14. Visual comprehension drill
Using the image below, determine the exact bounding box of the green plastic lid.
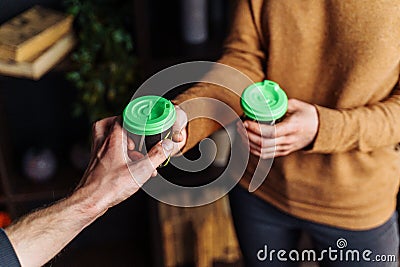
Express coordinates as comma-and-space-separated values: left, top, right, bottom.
123, 95, 176, 135
241, 80, 288, 122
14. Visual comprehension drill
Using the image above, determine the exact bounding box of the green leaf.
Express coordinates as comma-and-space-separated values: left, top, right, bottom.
65, 0, 138, 121
66, 71, 80, 82
112, 29, 125, 43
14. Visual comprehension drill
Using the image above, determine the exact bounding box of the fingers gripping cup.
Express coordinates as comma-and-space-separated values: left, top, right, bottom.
123, 95, 176, 167
241, 80, 288, 125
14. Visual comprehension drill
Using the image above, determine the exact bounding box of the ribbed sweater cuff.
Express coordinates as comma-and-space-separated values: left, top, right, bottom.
0, 228, 21, 267
307, 105, 345, 153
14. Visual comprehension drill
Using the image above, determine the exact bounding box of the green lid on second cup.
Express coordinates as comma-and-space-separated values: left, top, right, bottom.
123, 95, 176, 135
241, 80, 288, 122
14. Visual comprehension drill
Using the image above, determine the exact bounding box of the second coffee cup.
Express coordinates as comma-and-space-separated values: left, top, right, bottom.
240, 80, 288, 125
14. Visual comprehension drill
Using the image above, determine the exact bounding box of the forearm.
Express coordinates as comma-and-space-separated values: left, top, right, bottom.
310, 92, 400, 153
5, 185, 106, 267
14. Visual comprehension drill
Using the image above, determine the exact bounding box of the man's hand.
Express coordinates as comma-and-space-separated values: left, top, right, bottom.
78, 116, 174, 212
4, 116, 174, 267
238, 99, 319, 159
171, 105, 188, 155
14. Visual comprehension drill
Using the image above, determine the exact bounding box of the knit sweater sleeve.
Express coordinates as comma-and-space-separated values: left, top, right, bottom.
310, 83, 400, 153
0, 229, 21, 267
173, 0, 266, 153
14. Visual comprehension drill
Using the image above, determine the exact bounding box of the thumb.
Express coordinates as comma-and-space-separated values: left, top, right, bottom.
172, 106, 188, 142
128, 139, 174, 187
286, 99, 301, 113
146, 139, 174, 169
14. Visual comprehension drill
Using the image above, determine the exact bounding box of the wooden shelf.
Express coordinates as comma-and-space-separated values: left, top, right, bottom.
8, 165, 82, 203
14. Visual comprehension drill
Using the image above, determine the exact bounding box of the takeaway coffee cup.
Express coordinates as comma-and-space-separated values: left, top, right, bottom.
123, 95, 176, 166
240, 80, 288, 125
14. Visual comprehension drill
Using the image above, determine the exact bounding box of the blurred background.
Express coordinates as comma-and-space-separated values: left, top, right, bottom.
0, 0, 242, 266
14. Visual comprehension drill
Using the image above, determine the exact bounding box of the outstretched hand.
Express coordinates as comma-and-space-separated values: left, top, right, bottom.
4, 116, 174, 267
77, 116, 174, 212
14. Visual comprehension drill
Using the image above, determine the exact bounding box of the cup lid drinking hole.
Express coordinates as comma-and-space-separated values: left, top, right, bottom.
123, 95, 177, 135
240, 80, 288, 122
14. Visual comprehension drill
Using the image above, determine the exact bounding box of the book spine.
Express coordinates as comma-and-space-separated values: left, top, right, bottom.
16, 15, 73, 62
0, 46, 15, 62
0, 32, 76, 80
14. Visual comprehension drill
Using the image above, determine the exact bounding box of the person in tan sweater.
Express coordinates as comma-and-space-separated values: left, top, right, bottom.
173, 0, 400, 266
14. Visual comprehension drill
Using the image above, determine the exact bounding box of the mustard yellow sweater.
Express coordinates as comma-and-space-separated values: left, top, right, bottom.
174, 0, 400, 230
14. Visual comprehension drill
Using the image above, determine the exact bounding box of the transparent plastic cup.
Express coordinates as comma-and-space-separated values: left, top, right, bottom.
123, 95, 176, 167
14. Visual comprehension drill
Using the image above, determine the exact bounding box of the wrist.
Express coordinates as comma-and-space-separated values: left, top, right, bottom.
71, 182, 110, 221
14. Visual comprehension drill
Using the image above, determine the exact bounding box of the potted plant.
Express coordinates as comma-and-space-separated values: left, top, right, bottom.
64, 0, 138, 122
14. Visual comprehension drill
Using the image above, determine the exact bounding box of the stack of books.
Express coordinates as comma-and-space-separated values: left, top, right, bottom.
0, 6, 76, 80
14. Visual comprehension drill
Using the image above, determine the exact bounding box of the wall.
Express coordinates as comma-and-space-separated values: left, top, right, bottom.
0, 0, 64, 23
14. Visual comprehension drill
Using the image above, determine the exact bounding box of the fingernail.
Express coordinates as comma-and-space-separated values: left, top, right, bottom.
244, 122, 248, 128
162, 139, 174, 152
